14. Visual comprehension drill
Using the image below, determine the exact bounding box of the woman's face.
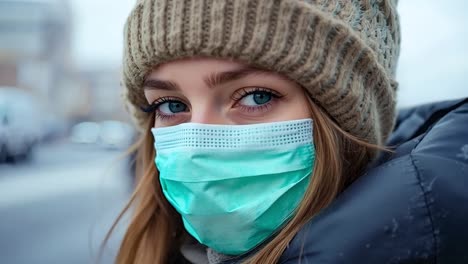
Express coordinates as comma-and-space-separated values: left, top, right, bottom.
143, 58, 311, 128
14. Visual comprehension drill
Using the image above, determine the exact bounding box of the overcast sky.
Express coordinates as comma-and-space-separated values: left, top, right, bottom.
70, 0, 468, 107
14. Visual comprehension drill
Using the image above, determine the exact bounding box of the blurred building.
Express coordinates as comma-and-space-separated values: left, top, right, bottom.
0, 0, 91, 122
79, 67, 129, 123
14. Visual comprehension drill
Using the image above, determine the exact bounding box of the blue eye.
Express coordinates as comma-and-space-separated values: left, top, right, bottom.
239, 91, 273, 106
140, 98, 189, 121
159, 101, 187, 114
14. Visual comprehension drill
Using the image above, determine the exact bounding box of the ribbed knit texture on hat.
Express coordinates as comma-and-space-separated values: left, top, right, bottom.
122, 0, 400, 146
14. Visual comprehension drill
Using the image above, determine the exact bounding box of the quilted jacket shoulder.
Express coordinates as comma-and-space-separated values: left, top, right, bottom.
280, 98, 468, 264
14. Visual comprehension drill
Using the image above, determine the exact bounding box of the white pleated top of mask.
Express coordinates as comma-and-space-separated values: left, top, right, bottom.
151, 118, 313, 151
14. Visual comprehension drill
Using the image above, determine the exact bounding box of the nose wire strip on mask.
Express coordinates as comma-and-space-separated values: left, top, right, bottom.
153, 118, 313, 151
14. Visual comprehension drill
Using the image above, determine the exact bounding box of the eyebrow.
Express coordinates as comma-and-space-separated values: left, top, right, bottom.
143, 66, 270, 91
143, 79, 179, 91
204, 66, 268, 89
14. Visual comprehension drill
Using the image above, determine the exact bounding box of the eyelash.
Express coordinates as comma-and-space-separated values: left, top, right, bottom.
231, 87, 283, 112
140, 87, 283, 120
230, 87, 282, 101
140, 97, 181, 121
140, 97, 176, 114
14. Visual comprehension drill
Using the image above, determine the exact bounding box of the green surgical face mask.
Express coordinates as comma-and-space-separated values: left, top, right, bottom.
152, 119, 315, 255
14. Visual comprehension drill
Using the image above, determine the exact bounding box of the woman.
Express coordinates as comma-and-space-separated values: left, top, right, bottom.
109, 0, 468, 263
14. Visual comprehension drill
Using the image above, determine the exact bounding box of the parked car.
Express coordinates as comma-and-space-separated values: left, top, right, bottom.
70, 120, 136, 150
98, 120, 135, 150
0, 87, 44, 162
70, 121, 101, 145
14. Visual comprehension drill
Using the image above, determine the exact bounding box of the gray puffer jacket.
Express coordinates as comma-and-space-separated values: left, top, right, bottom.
279, 98, 468, 264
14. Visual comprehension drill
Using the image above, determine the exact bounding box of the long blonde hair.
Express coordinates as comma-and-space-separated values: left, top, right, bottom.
105, 94, 380, 263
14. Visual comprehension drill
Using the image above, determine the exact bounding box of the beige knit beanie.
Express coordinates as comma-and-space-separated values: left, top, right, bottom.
122, 0, 400, 146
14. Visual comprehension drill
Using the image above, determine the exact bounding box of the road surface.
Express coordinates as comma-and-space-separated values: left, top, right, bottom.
0, 141, 133, 264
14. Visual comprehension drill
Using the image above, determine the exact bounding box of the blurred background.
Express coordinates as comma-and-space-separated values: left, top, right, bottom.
0, 0, 467, 264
